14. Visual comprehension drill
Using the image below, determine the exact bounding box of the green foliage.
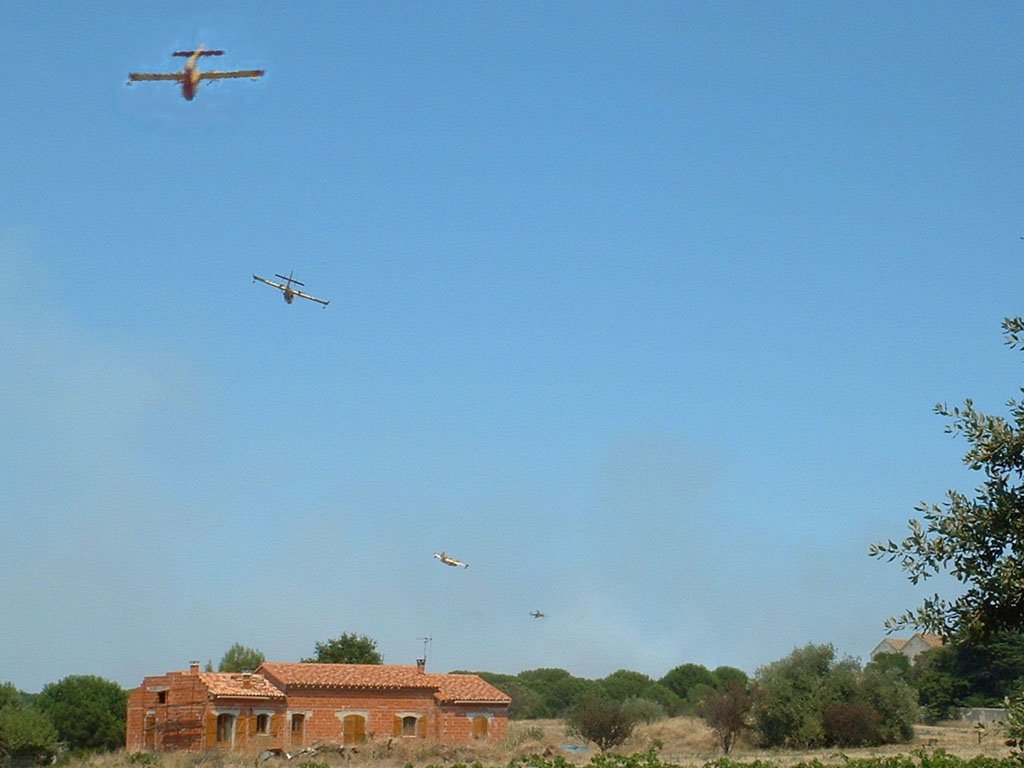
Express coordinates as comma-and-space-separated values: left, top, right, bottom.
659, 664, 715, 703
302, 632, 382, 664
870, 316, 1024, 642
866, 652, 912, 680
859, 665, 917, 743
0, 705, 59, 763
601, 671, 655, 703
296, 762, 328, 768
565, 694, 636, 752
712, 667, 750, 690
620, 696, 666, 724
1005, 693, 1024, 761
0, 681, 19, 711
34, 675, 127, 752
908, 632, 1024, 720
517, 669, 597, 719
127, 751, 160, 766
217, 642, 266, 672
751, 643, 915, 749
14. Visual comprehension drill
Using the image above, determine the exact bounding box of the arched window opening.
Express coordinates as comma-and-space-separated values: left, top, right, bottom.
216, 713, 236, 744
471, 716, 488, 739
255, 713, 271, 734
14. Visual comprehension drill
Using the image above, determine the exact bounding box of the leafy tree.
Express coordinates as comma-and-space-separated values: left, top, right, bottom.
700, 679, 751, 754
600, 670, 654, 703
35, 675, 126, 752
566, 694, 635, 751
218, 642, 266, 673
0, 706, 59, 763
870, 317, 1024, 642
637, 682, 682, 716
463, 672, 543, 719
752, 644, 915, 749
752, 644, 835, 748
516, 668, 596, 719
909, 645, 965, 722
303, 632, 382, 664
859, 665, 917, 743
620, 696, 666, 724
865, 652, 912, 681
712, 666, 750, 690
0, 680, 19, 710
660, 663, 715, 704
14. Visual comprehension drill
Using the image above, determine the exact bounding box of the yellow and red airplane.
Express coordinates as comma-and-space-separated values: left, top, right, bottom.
128, 47, 263, 101
433, 552, 469, 569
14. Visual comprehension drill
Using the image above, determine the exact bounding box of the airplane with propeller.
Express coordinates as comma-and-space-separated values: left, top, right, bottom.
128, 46, 264, 101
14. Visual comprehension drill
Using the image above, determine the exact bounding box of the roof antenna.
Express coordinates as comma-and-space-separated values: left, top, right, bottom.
418, 636, 432, 665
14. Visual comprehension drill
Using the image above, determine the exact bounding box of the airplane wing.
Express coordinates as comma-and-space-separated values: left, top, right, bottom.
128, 72, 185, 81
199, 69, 265, 81
253, 274, 286, 292
293, 289, 329, 307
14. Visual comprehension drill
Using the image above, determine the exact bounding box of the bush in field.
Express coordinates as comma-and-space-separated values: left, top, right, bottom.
620, 696, 666, 724
700, 680, 752, 754
752, 643, 915, 749
0, 705, 59, 764
822, 702, 883, 746
566, 694, 636, 751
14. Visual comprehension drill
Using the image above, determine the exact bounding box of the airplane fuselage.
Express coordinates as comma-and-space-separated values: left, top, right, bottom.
181, 68, 199, 100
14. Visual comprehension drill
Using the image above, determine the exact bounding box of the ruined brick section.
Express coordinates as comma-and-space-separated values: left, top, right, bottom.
126, 662, 509, 752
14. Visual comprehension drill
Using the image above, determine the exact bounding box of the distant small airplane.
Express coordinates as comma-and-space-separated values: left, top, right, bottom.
253, 272, 329, 307
530, 610, 545, 619
128, 46, 264, 101
433, 552, 469, 569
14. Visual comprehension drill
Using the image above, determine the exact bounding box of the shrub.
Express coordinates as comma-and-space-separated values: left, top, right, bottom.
822, 702, 883, 746
621, 697, 666, 724
566, 695, 635, 751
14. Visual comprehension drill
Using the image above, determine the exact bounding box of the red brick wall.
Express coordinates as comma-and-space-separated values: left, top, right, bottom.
281, 688, 439, 747
127, 670, 509, 752
126, 671, 211, 752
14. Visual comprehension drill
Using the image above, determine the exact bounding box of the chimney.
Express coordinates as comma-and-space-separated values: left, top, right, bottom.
242, 672, 252, 687
189, 660, 200, 675
416, 659, 426, 674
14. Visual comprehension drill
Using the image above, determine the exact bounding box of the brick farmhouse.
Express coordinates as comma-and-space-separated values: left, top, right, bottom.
126, 660, 511, 752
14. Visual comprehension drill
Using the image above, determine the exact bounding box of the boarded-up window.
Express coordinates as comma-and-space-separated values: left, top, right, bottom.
216, 714, 235, 744
255, 714, 270, 734
342, 714, 366, 745
471, 716, 488, 739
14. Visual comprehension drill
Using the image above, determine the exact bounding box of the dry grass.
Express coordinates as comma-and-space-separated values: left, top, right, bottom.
75, 718, 1015, 768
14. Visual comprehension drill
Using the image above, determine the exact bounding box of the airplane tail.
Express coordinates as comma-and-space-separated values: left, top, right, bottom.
275, 273, 304, 287
173, 49, 224, 57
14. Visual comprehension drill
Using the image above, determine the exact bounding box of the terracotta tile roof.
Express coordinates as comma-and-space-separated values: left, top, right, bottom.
881, 638, 908, 650
429, 674, 511, 704
257, 663, 510, 705
198, 672, 285, 699
915, 633, 944, 648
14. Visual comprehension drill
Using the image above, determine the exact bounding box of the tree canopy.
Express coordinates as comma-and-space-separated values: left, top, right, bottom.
34, 675, 126, 752
303, 632, 382, 664
871, 316, 1024, 642
218, 643, 266, 673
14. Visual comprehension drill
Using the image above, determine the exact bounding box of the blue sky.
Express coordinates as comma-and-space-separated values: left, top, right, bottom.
1, 1, 1022, 694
